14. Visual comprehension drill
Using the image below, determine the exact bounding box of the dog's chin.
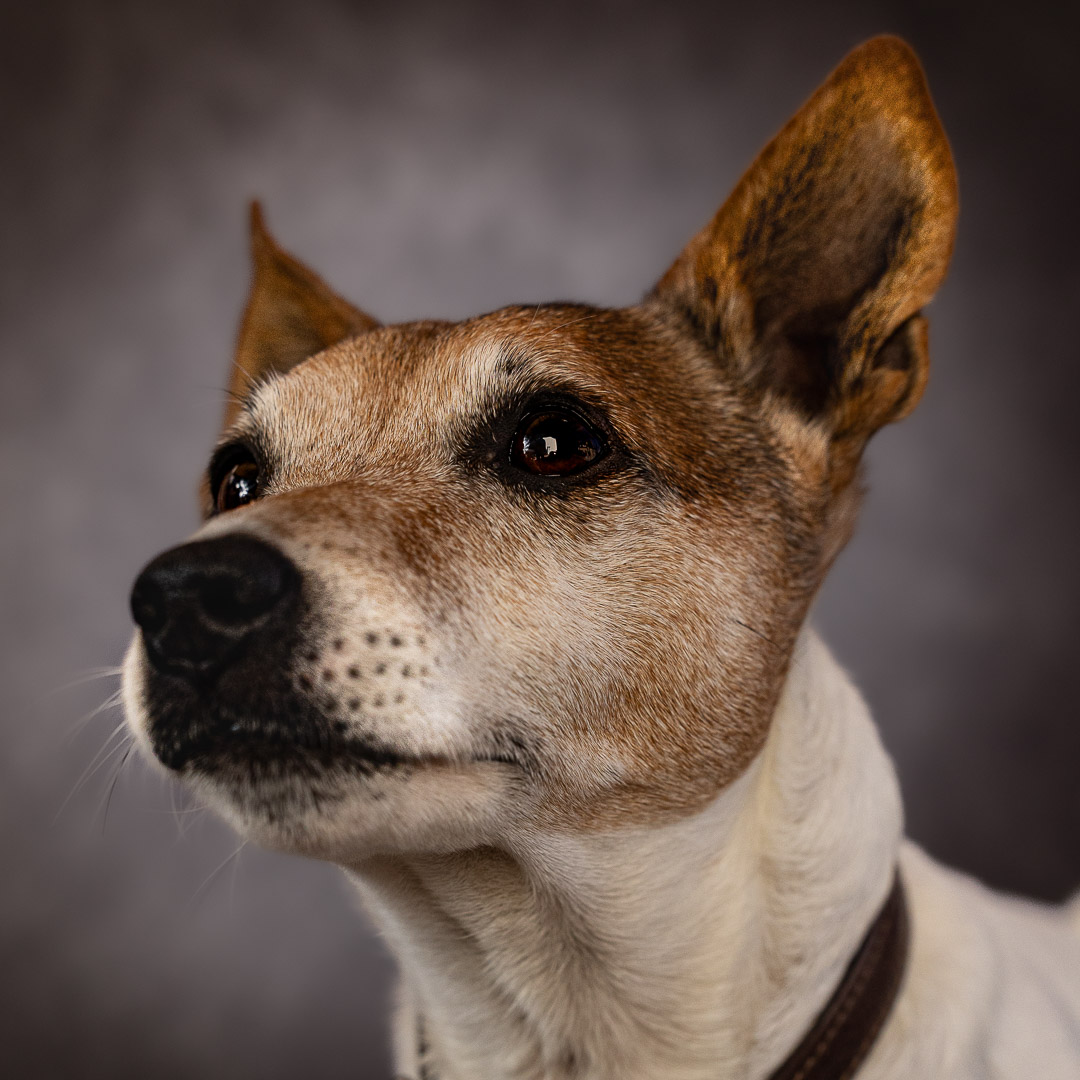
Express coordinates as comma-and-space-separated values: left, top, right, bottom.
186, 755, 521, 862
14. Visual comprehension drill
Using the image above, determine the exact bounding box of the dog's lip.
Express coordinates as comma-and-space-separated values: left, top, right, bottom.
155, 724, 426, 774
156, 724, 522, 775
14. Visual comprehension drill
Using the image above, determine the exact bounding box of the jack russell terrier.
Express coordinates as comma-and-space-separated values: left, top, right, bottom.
122, 35, 1080, 1080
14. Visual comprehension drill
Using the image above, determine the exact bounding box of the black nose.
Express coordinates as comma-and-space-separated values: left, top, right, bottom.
130, 535, 300, 683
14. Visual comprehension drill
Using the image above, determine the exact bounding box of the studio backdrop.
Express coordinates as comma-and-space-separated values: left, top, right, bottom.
1, 1, 1077, 1077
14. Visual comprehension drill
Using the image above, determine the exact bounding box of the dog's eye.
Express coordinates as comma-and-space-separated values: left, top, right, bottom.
212, 447, 260, 513
510, 409, 607, 477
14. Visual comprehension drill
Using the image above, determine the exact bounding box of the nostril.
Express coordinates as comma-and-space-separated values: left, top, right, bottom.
199, 563, 289, 625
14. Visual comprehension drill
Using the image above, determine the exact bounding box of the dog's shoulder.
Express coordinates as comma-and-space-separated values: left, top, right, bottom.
879, 843, 1080, 1078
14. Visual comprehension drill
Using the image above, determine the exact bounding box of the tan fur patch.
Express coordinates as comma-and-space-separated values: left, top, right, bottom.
129, 35, 957, 846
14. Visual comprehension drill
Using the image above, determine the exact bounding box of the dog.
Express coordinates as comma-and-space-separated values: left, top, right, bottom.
121, 35, 1080, 1079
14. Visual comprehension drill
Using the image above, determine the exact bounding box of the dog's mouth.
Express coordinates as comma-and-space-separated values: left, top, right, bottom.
146, 704, 529, 840
155, 719, 434, 777
144, 704, 454, 829
144, 693, 525, 787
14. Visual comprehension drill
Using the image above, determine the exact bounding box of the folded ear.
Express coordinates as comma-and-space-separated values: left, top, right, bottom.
227, 203, 378, 423
652, 36, 957, 486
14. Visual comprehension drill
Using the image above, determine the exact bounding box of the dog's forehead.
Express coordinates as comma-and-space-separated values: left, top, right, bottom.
246, 317, 499, 452
238, 304, 743, 488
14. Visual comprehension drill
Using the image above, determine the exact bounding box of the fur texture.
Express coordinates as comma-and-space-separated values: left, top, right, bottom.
121, 36, 1080, 1078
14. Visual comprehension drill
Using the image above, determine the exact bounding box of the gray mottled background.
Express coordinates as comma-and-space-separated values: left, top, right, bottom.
1, 0, 1078, 1077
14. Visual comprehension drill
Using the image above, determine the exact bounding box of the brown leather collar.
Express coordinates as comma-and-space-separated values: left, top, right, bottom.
405, 873, 909, 1080
767, 873, 909, 1080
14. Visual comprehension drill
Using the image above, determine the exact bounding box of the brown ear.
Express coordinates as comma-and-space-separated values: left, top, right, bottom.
652, 36, 957, 485
227, 203, 378, 424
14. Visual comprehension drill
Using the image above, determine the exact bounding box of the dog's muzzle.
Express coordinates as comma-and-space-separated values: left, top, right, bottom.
131, 534, 300, 685
128, 533, 435, 787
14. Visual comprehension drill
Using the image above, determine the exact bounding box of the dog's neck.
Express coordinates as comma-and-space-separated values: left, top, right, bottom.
350, 629, 903, 1080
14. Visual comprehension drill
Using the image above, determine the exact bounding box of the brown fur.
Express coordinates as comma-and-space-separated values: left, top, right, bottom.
229, 202, 379, 426
122, 42, 1080, 1080
135, 36, 957, 839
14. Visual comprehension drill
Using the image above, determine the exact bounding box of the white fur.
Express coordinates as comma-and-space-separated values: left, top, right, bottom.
350, 629, 1080, 1078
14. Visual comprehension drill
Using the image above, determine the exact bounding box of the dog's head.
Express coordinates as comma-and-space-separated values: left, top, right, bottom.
122, 37, 956, 862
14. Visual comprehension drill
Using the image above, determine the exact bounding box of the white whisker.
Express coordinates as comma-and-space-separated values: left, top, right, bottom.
65, 688, 125, 741
56, 721, 132, 821
51, 666, 124, 696
97, 743, 135, 834
531, 310, 602, 346
188, 841, 248, 910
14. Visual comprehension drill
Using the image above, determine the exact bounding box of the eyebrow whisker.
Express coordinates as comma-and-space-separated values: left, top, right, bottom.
530, 310, 603, 347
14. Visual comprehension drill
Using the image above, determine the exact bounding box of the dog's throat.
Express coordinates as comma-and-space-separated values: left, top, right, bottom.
407, 873, 908, 1080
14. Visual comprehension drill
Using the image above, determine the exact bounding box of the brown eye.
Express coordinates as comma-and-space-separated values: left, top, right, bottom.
510, 409, 606, 477
214, 451, 260, 513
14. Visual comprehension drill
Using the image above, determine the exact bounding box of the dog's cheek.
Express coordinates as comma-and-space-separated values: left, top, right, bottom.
444, 502, 793, 827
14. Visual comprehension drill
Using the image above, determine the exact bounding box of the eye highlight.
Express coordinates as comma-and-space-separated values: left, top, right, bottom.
210, 445, 261, 514
510, 408, 607, 477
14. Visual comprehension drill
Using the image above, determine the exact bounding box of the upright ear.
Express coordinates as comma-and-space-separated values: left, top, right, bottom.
652, 36, 957, 488
227, 203, 379, 424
